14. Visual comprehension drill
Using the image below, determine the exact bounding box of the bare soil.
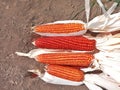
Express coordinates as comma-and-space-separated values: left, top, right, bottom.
0, 0, 119, 90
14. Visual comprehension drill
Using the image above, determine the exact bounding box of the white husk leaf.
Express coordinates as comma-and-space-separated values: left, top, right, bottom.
84, 81, 103, 90
85, 0, 90, 23
100, 73, 119, 84
88, 12, 120, 32
95, 51, 120, 71
53, 20, 85, 24
93, 51, 120, 83
81, 67, 99, 72
113, 33, 120, 38
84, 74, 120, 90
88, 0, 118, 32
95, 51, 120, 63
87, 33, 120, 52
34, 29, 87, 37
100, 63, 120, 72
15, 49, 59, 58
41, 72, 83, 86
107, 2, 118, 15
101, 65, 120, 83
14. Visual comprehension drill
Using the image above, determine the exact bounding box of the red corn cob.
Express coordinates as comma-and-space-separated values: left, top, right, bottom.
33, 36, 96, 51
46, 65, 84, 82
36, 53, 94, 67
33, 23, 85, 33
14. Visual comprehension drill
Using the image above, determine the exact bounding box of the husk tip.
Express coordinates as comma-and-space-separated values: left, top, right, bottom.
28, 69, 42, 77
31, 26, 36, 30
15, 52, 29, 57
32, 41, 35, 45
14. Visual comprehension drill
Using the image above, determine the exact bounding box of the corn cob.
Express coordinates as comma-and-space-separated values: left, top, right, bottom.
16, 49, 94, 67
33, 23, 85, 33
36, 53, 94, 67
33, 36, 96, 51
46, 65, 84, 82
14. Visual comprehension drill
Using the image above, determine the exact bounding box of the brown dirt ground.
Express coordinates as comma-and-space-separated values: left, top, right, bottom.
0, 0, 120, 90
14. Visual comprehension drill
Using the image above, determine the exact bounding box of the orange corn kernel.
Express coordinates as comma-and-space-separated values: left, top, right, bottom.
47, 65, 84, 82
36, 53, 94, 67
34, 23, 85, 33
